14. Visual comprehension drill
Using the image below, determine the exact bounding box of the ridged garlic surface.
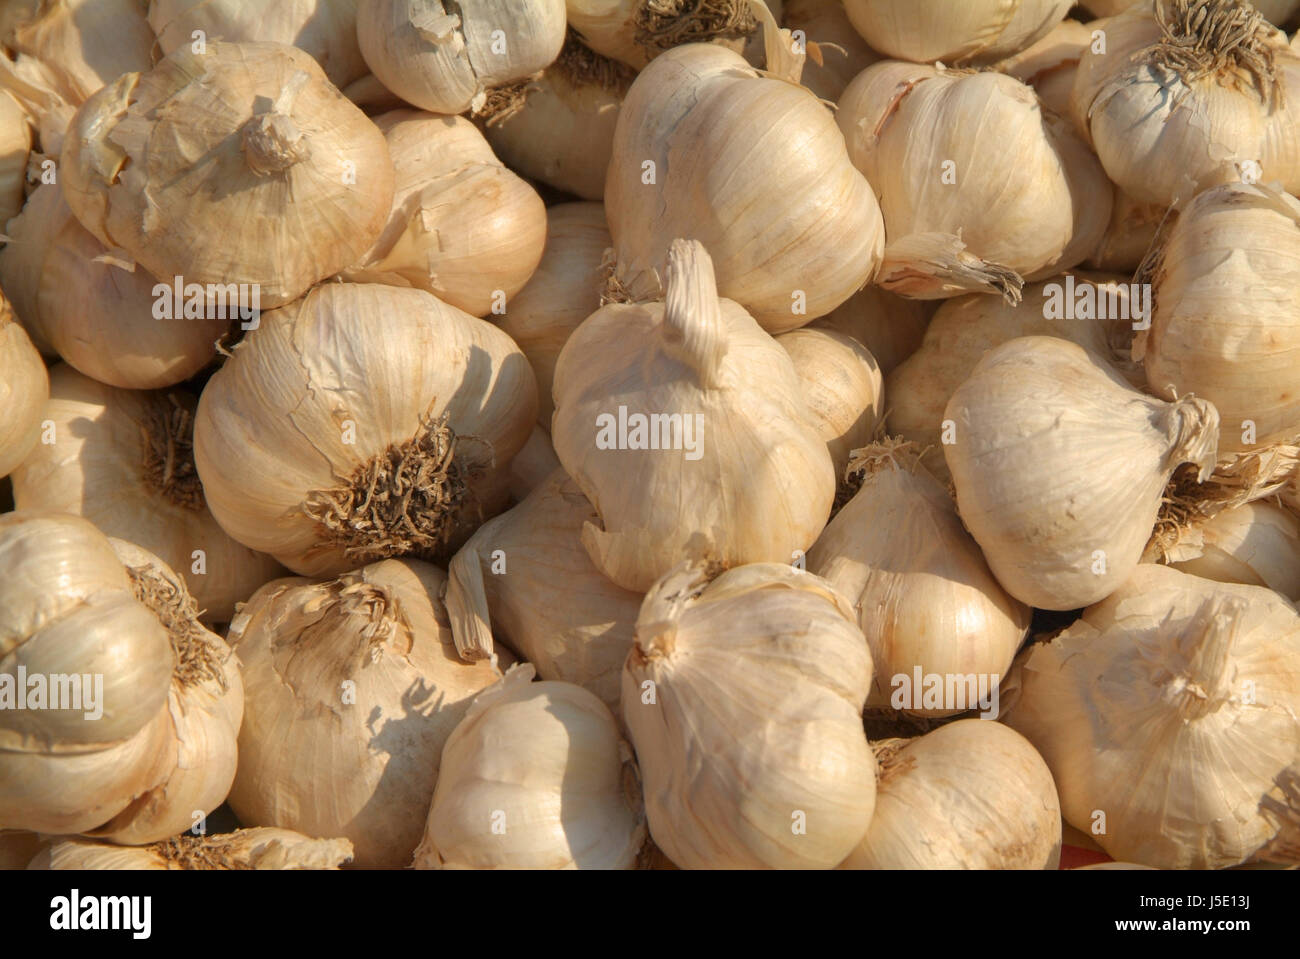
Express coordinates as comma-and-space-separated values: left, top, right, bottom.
31, 829, 355, 870
0, 290, 47, 479
844, 0, 1073, 65
1166, 501, 1300, 600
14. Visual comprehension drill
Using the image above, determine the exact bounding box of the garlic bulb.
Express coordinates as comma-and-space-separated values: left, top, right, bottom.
356, 0, 567, 115
193, 282, 538, 577
605, 2, 884, 331
838, 63, 1111, 300
31, 830, 355, 870
445, 469, 641, 709
1085, 188, 1166, 274
812, 285, 936, 376
809, 443, 1030, 716
997, 18, 1093, 116
60, 42, 395, 310
0, 290, 47, 479
1135, 182, 1300, 454
777, 328, 882, 481
0, 183, 229, 390
343, 111, 546, 317
494, 202, 609, 427
1070, 1, 1300, 206
508, 425, 562, 502
782, 0, 879, 103
11, 365, 284, 623
567, 0, 779, 71
944, 336, 1219, 610
844, 0, 1073, 65
0, 91, 29, 227
413, 664, 645, 868
1004, 564, 1300, 868
148, 0, 368, 90
551, 240, 835, 592
623, 563, 876, 869
1163, 502, 1300, 600
841, 721, 1061, 869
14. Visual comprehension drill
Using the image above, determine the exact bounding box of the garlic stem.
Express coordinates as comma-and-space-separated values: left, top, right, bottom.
1170, 595, 1242, 719
659, 239, 728, 388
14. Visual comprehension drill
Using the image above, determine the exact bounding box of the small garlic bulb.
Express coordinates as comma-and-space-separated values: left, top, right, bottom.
945, 336, 1219, 610
812, 285, 936, 376
551, 240, 835, 593
0, 290, 47, 479
1164, 501, 1300, 600
0, 90, 29, 227
845, 0, 1073, 65
567, 0, 779, 71
227, 559, 506, 867
356, 0, 567, 115
781, 0, 879, 102
840, 721, 1061, 869
1004, 564, 1300, 869
31, 830, 355, 870
623, 563, 877, 869
413, 664, 646, 868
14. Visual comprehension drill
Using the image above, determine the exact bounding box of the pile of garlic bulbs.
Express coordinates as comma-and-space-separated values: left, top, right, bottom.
1, 0, 1298, 873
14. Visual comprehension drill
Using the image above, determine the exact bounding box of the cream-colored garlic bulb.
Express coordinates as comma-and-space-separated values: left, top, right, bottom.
0, 183, 229, 390
31, 830, 355, 870
1070, 1, 1300, 206
777, 328, 882, 481
841, 721, 1061, 869
508, 425, 562, 502
605, 2, 884, 332
227, 559, 506, 867
1136, 182, 1300, 453
1162, 501, 1300, 600
12, 365, 284, 623
623, 563, 876, 869
356, 0, 567, 115
0, 90, 29, 227
1085, 188, 1166, 273
1004, 564, 1300, 869
781, 0, 879, 102
193, 282, 538, 578
809, 443, 1030, 716
812, 285, 936, 376
148, 0, 368, 90
551, 240, 835, 593
839, 62, 1111, 301
0, 290, 47, 479
567, 0, 779, 71
844, 0, 1073, 65
445, 469, 641, 710
494, 202, 609, 427
945, 336, 1219, 610
344, 111, 545, 317
414, 664, 645, 868
60, 42, 394, 310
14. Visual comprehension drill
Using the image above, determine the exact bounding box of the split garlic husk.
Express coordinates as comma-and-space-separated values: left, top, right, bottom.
356, 0, 567, 115
809, 442, 1030, 716
1003, 564, 1300, 869
605, 1, 884, 331
843, 0, 1073, 65
1162, 501, 1300, 600
192, 282, 538, 578
31, 829, 355, 870
567, 0, 779, 71
812, 285, 937, 376
840, 721, 1061, 869
623, 563, 876, 869
782, 0, 880, 102
0, 289, 47, 479
11, 365, 285, 623
226, 558, 506, 867
0, 90, 29, 227
343, 111, 546, 317
413, 664, 645, 869
445, 469, 641, 709
551, 239, 835, 593
60, 41, 395, 310
944, 336, 1219, 610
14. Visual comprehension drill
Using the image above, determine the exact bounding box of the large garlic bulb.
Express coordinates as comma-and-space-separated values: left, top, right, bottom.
782, 0, 879, 102
193, 282, 538, 578
414, 665, 645, 868
32, 830, 355, 870
844, 0, 1073, 65
551, 240, 835, 593
0, 290, 47, 479
12, 365, 284, 623
567, 0, 779, 71
1164, 501, 1300, 600
1004, 564, 1300, 869
623, 563, 877, 869
344, 111, 546, 317
605, 3, 884, 332
0, 91, 29, 227
60, 42, 395, 310
813, 285, 936, 376
945, 336, 1219, 610
356, 0, 567, 115
841, 721, 1061, 869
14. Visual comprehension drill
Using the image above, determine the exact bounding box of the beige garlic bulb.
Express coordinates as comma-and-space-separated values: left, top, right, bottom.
0, 291, 47, 479
227, 559, 506, 867
0, 184, 230, 390
606, 3, 884, 332
344, 111, 546, 317
12, 365, 284, 623
1004, 564, 1300, 869
623, 563, 876, 869
60, 42, 395, 310
945, 336, 1219, 610
551, 240, 835, 593
0, 91, 29, 227
1163, 502, 1300, 600
1086, 188, 1166, 273
812, 285, 936, 376
810, 443, 1030, 716
841, 721, 1061, 869
838, 62, 1110, 301
567, 0, 779, 71
414, 665, 645, 869
845, 0, 1072, 65
445, 469, 642, 710
31, 829, 355, 870
193, 282, 538, 578
782, 0, 880, 102
508, 425, 562, 501
356, 0, 567, 115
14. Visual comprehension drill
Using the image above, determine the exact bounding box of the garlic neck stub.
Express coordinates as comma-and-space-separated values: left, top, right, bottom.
844, 0, 1073, 66
32, 828, 356, 870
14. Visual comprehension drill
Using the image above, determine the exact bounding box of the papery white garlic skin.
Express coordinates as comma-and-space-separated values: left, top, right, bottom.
30, 829, 355, 870
844, 0, 1073, 65
1167, 501, 1300, 601
566, 0, 780, 71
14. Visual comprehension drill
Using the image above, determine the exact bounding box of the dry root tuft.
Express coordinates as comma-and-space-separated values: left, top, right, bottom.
634, 0, 758, 54
476, 76, 542, 127
555, 27, 637, 93
141, 393, 205, 511
126, 563, 225, 691
870, 736, 917, 786
154, 834, 250, 870
1148, 0, 1280, 105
